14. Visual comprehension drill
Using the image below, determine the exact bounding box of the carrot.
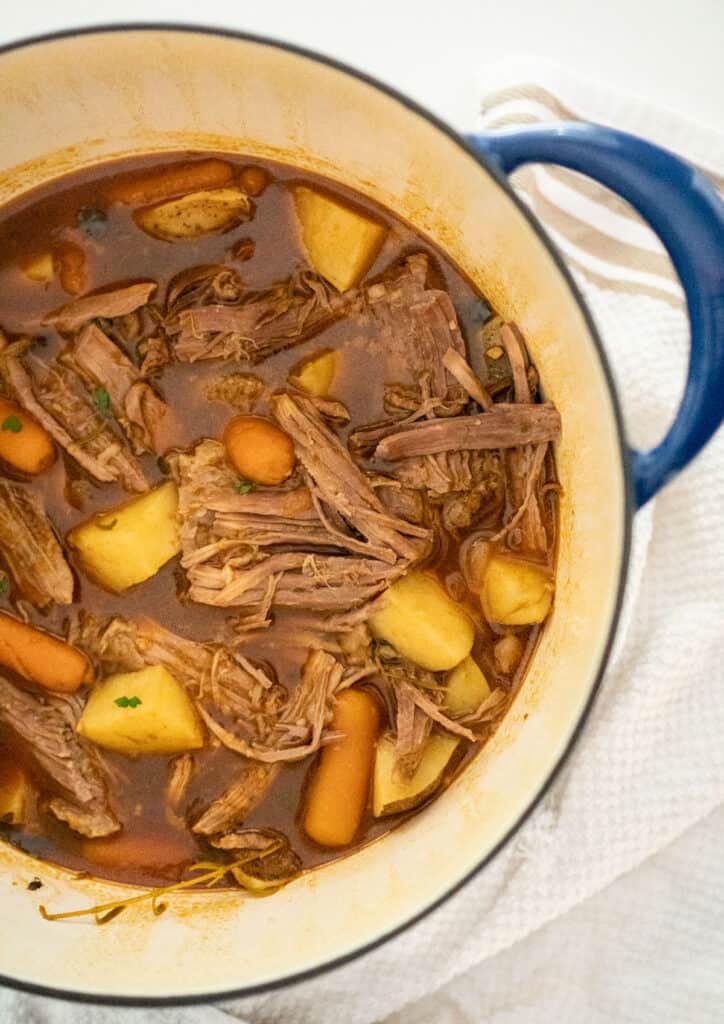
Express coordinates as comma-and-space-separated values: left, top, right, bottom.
304, 689, 380, 848
53, 241, 87, 296
108, 159, 234, 205
223, 415, 295, 486
0, 397, 55, 475
81, 831, 195, 877
0, 613, 93, 693
239, 166, 269, 196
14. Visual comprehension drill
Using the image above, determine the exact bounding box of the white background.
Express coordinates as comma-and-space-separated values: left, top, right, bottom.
1, 0, 722, 135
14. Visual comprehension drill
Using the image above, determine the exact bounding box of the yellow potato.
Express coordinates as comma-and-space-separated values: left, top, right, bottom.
369, 571, 474, 671
68, 481, 180, 592
22, 252, 54, 284
373, 732, 460, 817
134, 188, 251, 241
445, 656, 491, 717
481, 554, 554, 626
0, 753, 30, 825
77, 664, 204, 755
288, 349, 338, 397
293, 186, 387, 291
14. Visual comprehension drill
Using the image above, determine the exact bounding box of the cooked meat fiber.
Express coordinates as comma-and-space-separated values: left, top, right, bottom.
43, 281, 157, 333
272, 391, 430, 564
0, 676, 118, 837
4, 351, 147, 491
192, 762, 279, 836
498, 323, 551, 556
0, 481, 74, 608
364, 253, 468, 415
170, 432, 425, 613
374, 404, 561, 460
171, 269, 348, 363
62, 323, 168, 454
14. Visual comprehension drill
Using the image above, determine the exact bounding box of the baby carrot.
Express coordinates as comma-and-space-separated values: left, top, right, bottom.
0, 613, 93, 693
0, 397, 55, 475
304, 689, 380, 848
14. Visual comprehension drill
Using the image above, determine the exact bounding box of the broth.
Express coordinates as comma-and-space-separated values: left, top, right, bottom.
0, 154, 558, 896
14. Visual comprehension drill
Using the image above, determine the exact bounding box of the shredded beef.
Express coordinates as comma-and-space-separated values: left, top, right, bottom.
0, 676, 118, 837
0, 481, 74, 608
43, 281, 157, 333
62, 323, 168, 454
4, 350, 147, 491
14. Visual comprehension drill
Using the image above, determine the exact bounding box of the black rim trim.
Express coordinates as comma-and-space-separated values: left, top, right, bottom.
0, 20, 634, 1009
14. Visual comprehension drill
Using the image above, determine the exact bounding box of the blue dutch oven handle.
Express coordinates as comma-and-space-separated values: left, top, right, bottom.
465, 124, 724, 508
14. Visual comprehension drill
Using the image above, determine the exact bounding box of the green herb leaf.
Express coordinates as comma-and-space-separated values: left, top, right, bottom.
93, 387, 112, 419
114, 695, 142, 708
1, 416, 22, 433
0, 576, 8, 597
234, 480, 256, 495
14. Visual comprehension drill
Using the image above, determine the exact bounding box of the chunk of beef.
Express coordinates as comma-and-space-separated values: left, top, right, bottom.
4, 352, 147, 491
374, 404, 561, 461
166, 753, 195, 809
272, 391, 430, 564
188, 551, 401, 612
192, 762, 279, 836
170, 434, 423, 617
62, 323, 168, 454
394, 682, 433, 781
170, 269, 349, 363
363, 253, 467, 415
391, 450, 503, 497
0, 676, 118, 837
43, 281, 157, 333
138, 335, 171, 377
0, 481, 74, 608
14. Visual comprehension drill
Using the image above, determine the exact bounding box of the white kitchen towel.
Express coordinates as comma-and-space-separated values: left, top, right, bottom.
2, 61, 723, 1024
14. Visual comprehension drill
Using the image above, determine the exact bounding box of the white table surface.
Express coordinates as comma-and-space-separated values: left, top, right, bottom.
2, 0, 722, 136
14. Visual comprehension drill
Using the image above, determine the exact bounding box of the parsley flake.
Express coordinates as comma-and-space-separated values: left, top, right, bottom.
234, 480, 256, 495
114, 695, 142, 708
1, 416, 22, 433
93, 387, 112, 418
0, 576, 8, 597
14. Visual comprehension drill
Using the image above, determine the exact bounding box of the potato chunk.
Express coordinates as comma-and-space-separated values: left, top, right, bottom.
373, 732, 460, 817
445, 656, 491, 717
293, 186, 387, 292
22, 251, 54, 284
481, 554, 554, 626
0, 753, 30, 825
68, 481, 180, 592
369, 571, 474, 671
77, 664, 204, 755
288, 349, 338, 397
134, 188, 251, 241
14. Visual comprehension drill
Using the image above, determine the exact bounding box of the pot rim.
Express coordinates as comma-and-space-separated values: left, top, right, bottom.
0, 21, 634, 1008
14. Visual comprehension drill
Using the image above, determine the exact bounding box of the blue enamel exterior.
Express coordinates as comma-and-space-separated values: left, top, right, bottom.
467, 124, 724, 508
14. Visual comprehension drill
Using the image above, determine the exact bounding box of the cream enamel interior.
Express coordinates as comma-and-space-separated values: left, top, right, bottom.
0, 29, 627, 1001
